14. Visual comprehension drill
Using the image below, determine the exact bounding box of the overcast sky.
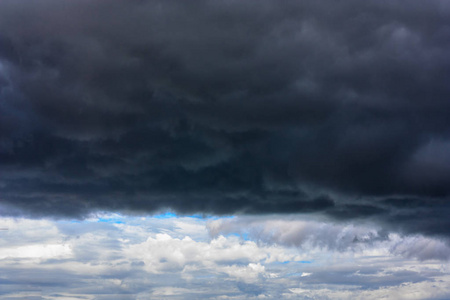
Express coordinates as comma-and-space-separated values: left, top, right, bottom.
1, 0, 450, 298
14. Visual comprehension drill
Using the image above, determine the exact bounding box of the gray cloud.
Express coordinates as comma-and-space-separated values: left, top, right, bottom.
0, 0, 450, 237
207, 216, 450, 261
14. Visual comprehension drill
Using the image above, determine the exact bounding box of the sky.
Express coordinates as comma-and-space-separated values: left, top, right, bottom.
0, 0, 450, 299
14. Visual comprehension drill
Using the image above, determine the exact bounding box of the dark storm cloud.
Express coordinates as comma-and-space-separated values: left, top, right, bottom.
1, 0, 450, 235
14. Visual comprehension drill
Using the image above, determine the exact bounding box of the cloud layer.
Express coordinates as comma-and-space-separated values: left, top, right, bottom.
1, 214, 449, 299
1, 0, 450, 237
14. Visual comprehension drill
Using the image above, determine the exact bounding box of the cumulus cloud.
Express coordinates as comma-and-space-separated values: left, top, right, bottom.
0, 214, 449, 299
208, 216, 450, 261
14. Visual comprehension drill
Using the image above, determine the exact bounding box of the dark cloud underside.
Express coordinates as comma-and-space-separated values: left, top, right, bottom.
1, 0, 450, 236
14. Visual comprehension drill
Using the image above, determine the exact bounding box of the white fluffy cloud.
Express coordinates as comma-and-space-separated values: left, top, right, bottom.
0, 214, 449, 299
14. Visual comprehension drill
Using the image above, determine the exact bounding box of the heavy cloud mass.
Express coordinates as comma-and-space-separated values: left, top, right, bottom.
1, 0, 450, 236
